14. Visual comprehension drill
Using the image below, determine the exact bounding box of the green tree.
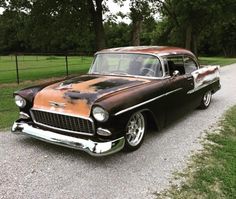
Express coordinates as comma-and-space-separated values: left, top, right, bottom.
104, 21, 131, 47
154, 0, 236, 56
129, 0, 152, 46
0, 10, 30, 52
0, 0, 95, 52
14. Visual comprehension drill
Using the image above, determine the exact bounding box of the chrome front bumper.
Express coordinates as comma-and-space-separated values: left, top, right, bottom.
12, 121, 125, 156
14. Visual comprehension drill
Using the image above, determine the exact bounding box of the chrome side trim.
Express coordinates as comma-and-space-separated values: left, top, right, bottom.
11, 121, 125, 156
187, 79, 219, 94
30, 108, 95, 136
114, 88, 183, 116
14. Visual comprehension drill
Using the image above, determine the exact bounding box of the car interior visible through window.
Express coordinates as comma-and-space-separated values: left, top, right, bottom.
183, 56, 198, 74
90, 53, 163, 77
165, 56, 185, 76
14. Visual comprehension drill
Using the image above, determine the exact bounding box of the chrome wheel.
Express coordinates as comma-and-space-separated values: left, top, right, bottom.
199, 90, 212, 109
203, 91, 212, 107
126, 112, 145, 147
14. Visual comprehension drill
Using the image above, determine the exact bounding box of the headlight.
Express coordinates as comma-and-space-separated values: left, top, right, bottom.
15, 95, 26, 108
92, 106, 109, 122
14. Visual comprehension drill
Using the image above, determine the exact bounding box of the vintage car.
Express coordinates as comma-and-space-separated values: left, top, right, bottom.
12, 46, 221, 156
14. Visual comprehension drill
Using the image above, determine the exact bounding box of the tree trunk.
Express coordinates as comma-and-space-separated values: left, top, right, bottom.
88, 0, 106, 50
132, 20, 142, 46
185, 24, 192, 50
192, 34, 198, 57
222, 47, 227, 57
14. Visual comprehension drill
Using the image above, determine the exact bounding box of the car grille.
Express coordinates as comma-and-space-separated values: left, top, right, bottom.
31, 109, 95, 135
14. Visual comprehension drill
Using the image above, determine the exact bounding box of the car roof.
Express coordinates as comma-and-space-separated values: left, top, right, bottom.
97, 46, 195, 57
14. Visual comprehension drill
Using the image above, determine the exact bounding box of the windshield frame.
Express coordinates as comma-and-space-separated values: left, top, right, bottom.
88, 52, 166, 79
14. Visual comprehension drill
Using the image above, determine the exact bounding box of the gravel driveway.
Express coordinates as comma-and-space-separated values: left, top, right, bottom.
1, 63, 236, 199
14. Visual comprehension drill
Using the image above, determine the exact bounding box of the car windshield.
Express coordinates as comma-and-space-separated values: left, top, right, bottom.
89, 53, 163, 77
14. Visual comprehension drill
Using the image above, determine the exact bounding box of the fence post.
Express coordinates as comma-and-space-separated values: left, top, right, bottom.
65, 54, 69, 76
15, 54, 20, 84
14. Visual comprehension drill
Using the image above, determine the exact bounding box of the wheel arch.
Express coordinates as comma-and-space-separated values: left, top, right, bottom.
139, 109, 160, 131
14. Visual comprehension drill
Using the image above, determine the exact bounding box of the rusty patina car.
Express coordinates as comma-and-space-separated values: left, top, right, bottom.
12, 46, 221, 156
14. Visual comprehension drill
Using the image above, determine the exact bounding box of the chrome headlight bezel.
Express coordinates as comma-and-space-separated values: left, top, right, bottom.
15, 95, 26, 108
92, 106, 109, 122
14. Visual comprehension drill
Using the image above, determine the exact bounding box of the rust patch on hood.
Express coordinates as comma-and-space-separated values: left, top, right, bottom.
33, 75, 150, 117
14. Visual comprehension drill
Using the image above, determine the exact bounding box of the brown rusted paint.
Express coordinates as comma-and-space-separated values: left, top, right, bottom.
99, 46, 194, 57
33, 75, 151, 117
96, 79, 167, 114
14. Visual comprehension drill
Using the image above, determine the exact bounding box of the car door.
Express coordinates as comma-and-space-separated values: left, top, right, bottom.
161, 55, 195, 124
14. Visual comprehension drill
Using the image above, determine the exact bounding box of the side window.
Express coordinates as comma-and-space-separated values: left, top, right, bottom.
184, 56, 198, 74
165, 56, 185, 76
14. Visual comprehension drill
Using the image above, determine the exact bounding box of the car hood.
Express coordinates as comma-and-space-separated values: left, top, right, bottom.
33, 75, 151, 117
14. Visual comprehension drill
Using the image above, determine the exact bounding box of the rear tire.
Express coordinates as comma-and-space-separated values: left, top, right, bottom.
199, 91, 212, 109
124, 112, 146, 152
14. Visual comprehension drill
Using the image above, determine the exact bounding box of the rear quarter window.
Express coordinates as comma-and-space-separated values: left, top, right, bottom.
165, 56, 185, 75
184, 56, 198, 74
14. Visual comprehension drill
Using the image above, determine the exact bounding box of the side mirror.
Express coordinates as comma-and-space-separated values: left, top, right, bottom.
172, 70, 180, 77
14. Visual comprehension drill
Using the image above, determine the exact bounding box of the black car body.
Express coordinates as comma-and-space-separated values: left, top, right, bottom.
12, 46, 221, 156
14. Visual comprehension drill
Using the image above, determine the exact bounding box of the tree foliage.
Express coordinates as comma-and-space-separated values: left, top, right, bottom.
0, 0, 235, 56
154, 0, 236, 56
129, 0, 153, 46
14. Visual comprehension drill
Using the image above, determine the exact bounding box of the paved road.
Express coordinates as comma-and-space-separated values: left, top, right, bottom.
1, 63, 236, 199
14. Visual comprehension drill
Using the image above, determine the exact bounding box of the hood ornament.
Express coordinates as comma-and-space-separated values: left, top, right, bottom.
49, 101, 66, 108
56, 83, 72, 90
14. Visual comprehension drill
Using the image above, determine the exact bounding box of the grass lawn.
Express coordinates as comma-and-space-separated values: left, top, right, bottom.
199, 57, 236, 66
0, 84, 22, 130
0, 55, 93, 84
157, 106, 236, 199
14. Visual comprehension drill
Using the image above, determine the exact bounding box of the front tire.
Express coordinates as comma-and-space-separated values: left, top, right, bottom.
124, 112, 146, 151
199, 91, 212, 109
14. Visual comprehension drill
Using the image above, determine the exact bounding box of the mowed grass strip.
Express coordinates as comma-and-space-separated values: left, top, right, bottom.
156, 106, 236, 199
199, 57, 236, 66
0, 85, 21, 130
0, 55, 92, 84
